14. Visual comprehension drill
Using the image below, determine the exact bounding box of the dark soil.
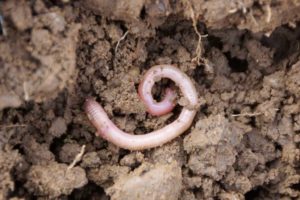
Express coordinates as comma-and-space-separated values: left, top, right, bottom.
1, 0, 300, 199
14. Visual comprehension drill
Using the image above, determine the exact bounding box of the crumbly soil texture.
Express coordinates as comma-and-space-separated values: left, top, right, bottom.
1, 0, 300, 199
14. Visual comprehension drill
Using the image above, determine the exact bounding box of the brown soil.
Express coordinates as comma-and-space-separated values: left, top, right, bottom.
1, 0, 300, 199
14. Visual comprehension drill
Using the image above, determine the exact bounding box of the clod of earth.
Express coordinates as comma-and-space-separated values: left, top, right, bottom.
84, 64, 199, 150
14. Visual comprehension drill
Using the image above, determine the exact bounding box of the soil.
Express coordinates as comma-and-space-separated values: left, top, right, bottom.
0, 0, 300, 199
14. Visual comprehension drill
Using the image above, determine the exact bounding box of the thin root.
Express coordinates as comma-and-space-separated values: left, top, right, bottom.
265, 4, 272, 23
232, 108, 279, 117
67, 145, 86, 170
249, 9, 258, 26
23, 82, 30, 101
231, 112, 262, 117
185, 0, 208, 65
0, 124, 27, 129
115, 30, 129, 53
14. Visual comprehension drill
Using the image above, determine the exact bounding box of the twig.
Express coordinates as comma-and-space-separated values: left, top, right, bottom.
67, 145, 86, 170
115, 31, 129, 53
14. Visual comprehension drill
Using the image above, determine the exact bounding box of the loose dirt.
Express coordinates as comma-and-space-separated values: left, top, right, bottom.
0, 0, 300, 199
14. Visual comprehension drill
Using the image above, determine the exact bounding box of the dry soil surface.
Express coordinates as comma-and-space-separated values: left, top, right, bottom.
0, 0, 300, 199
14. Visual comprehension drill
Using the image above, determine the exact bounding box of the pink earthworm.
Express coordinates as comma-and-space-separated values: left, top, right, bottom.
84, 64, 198, 150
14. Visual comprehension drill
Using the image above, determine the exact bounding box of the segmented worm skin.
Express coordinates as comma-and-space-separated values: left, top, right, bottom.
84, 65, 198, 150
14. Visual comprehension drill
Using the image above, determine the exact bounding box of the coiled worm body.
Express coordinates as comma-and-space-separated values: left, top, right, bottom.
84, 65, 198, 150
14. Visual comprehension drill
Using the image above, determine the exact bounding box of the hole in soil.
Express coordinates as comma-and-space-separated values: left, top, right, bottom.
265, 159, 278, 168
232, 109, 241, 115
207, 35, 223, 49
260, 25, 300, 62
151, 78, 175, 102
9, 180, 33, 199
274, 142, 282, 151
245, 186, 264, 200
291, 182, 300, 191
13, 144, 24, 154
200, 104, 209, 116
118, 149, 130, 161
225, 52, 248, 72
193, 65, 207, 86
69, 182, 108, 200
10, 116, 19, 124
249, 116, 257, 127
49, 135, 67, 161
261, 32, 290, 62
296, 140, 300, 149
140, 6, 146, 20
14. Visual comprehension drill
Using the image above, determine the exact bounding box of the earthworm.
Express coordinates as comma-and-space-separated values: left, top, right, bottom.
84, 65, 198, 150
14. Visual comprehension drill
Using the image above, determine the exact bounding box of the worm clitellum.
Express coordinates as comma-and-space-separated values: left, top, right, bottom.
84, 64, 198, 150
